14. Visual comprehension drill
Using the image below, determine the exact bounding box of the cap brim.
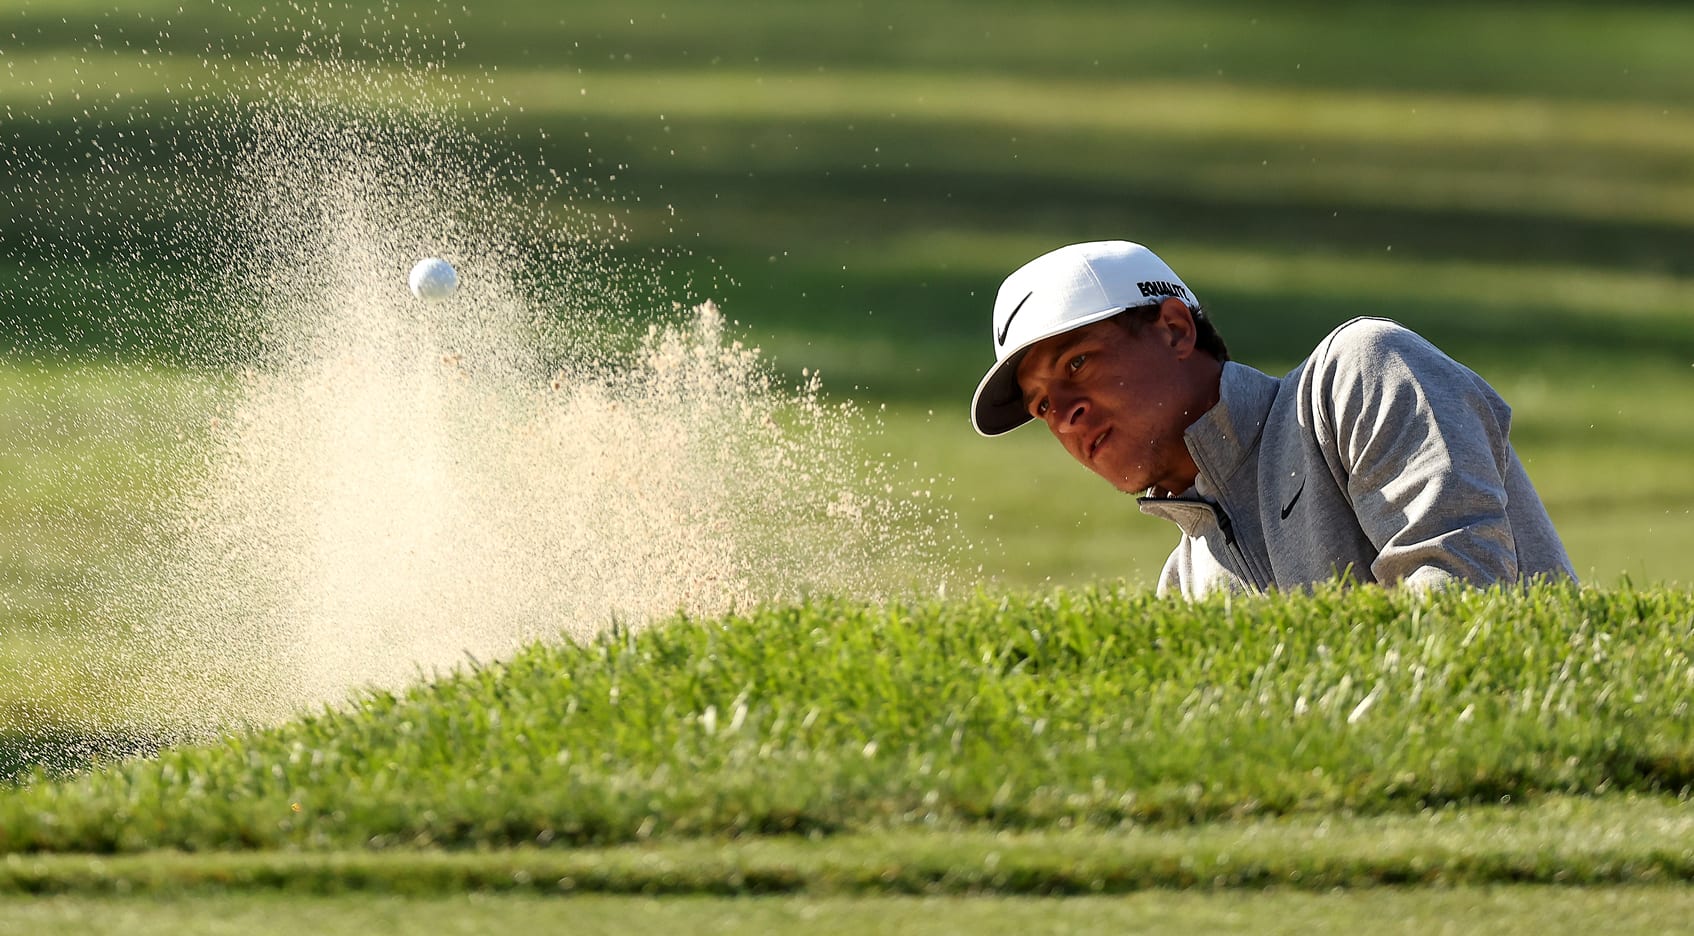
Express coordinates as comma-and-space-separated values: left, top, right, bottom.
969, 304, 1130, 437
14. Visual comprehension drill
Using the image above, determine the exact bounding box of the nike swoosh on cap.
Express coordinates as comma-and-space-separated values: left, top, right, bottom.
997, 291, 1033, 346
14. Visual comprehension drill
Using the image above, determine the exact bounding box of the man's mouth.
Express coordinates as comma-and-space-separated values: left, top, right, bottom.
1087, 428, 1110, 463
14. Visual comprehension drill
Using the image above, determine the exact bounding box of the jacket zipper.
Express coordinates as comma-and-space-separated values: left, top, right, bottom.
1153, 496, 1265, 593
1186, 445, 1268, 592
1204, 501, 1265, 592
1211, 502, 1238, 548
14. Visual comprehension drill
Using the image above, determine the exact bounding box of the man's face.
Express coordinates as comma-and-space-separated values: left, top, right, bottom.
1013, 307, 1209, 496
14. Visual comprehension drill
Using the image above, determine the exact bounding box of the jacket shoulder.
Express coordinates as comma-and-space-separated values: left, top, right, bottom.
1311, 317, 1434, 370
1304, 317, 1471, 404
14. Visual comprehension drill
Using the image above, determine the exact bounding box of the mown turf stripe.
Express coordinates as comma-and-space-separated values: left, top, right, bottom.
827, 234, 1694, 320
9, 52, 1694, 157
4, 798, 1692, 896
511, 70, 1694, 155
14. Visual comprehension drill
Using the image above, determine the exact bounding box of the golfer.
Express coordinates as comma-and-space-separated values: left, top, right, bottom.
971, 241, 1577, 598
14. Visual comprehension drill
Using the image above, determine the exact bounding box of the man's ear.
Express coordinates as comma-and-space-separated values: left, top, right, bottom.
1157, 297, 1198, 357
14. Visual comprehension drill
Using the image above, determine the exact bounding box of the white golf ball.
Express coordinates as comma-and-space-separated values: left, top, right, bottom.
408, 257, 459, 302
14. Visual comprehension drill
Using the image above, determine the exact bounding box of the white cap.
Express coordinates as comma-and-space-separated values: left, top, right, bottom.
970, 241, 1199, 437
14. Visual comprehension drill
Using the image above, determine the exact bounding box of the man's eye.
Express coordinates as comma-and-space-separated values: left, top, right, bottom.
1067, 354, 1087, 373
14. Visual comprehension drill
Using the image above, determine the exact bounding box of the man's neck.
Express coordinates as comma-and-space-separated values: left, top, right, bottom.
1166, 356, 1226, 493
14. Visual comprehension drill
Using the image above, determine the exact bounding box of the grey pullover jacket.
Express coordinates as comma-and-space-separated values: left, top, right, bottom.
1138, 317, 1576, 599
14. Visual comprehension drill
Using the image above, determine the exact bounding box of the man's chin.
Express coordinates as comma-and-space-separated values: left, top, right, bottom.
1103, 472, 1151, 496
1083, 458, 1151, 495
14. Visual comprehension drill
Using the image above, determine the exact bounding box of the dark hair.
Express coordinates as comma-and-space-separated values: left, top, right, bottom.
1109, 303, 1231, 362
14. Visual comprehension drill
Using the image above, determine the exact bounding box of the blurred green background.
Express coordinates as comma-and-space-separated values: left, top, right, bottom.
3, 0, 1692, 663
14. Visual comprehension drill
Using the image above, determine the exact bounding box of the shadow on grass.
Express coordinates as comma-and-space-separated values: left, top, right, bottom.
0, 728, 168, 785
9, 0, 1694, 107
620, 154, 1694, 276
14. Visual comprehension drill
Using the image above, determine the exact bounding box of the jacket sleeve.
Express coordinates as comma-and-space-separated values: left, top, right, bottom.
1309, 319, 1520, 590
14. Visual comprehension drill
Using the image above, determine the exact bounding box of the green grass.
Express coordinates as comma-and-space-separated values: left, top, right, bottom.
9, 1, 1694, 104
2, 797, 1694, 895
0, 363, 217, 634
11, 889, 1694, 936
4, 585, 1692, 854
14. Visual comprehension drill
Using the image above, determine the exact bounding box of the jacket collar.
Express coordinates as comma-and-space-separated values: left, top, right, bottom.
1137, 360, 1280, 529
1185, 361, 1281, 498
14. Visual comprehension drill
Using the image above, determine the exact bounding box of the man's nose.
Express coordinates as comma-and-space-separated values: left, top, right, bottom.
1054, 395, 1089, 433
